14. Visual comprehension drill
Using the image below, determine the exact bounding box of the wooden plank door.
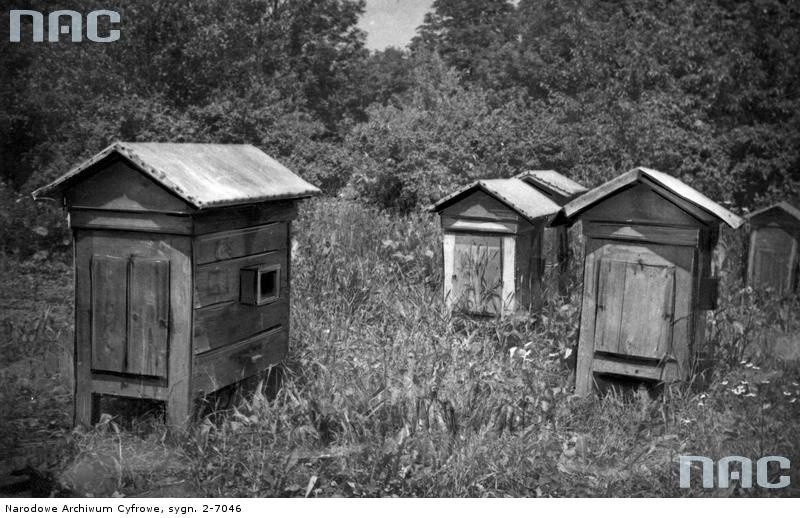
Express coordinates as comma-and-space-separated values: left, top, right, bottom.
127, 258, 170, 377
594, 258, 676, 359
453, 234, 503, 315
90, 254, 170, 378
91, 256, 128, 372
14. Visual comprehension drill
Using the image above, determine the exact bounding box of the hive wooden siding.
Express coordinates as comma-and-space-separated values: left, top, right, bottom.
35, 142, 318, 428
564, 168, 742, 396
191, 220, 290, 394
746, 203, 800, 294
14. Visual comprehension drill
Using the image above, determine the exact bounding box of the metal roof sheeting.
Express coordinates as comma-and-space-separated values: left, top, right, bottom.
562, 167, 743, 229
32, 142, 321, 209
429, 178, 562, 223
516, 170, 587, 199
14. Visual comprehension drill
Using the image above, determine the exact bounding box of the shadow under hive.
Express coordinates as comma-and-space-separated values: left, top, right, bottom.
429, 170, 585, 317
561, 167, 743, 395
746, 201, 800, 294
33, 142, 320, 427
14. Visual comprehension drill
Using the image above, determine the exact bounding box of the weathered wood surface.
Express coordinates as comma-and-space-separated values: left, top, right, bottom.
91, 375, 169, 401
193, 327, 287, 396
594, 259, 675, 358
127, 258, 170, 378
575, 238, 694, 395
440, 216, 518, 234
440, 190, 521, 223
584, 221, 700, 246
192, 201, 297, 235
65, 159, 192, 214
89, 255, 170, 378
433, 179, 561, 223
39, 140, 315, 429
90, 256, 127, 373
501, 236, 516, 313
69, 209, 193, 235
73, 230, 192, 427
575, 246, 599, 395
194, 251, 283, 308
194, 223, 287, 265
576, 183, 701, 228
442, 233, 456, 309
35, 142, 320, 209
563, 168, 743, 229
451, 234, 503, 315
590, 357, 674, 381
513, 225, 542, 311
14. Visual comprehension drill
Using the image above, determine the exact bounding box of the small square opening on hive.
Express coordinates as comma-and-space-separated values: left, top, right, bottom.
241, 264, 281, 306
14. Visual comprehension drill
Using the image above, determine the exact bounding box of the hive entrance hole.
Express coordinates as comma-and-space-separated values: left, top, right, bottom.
93, 394, 166, 430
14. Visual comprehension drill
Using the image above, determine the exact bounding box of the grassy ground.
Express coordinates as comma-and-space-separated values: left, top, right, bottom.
1, 198, 798, 497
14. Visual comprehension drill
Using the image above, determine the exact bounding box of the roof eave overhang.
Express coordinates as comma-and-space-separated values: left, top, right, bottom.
32, 142, 322, 209
562, 168, 744, 229
429, 182, 559, 226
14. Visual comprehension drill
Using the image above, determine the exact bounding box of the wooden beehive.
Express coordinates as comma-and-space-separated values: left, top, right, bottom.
429, 175, 582, 316
33, 142, 320, 427
746, 202, 800, 294
516, 170, 587, 292
561, 167, 743, 395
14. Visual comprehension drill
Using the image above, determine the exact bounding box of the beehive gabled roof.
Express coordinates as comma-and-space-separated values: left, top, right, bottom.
32, 142, 321, 209
747, 201, 800, 224
562, 167, 743, 229
429, 178, 562, 223
515, 170, 587, 200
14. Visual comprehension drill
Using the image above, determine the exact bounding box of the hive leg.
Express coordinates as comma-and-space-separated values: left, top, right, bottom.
73, 389, 93, 427
575, 353, 595, 396
166, 385, 191, 429
73, 349, 94, 426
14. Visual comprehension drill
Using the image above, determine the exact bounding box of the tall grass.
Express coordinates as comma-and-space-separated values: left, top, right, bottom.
3, 198, 799, 496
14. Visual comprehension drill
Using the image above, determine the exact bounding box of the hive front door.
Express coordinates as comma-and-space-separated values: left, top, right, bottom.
594, 257, 676, 360
90, 255, 170, 378
452, 234, 503, 316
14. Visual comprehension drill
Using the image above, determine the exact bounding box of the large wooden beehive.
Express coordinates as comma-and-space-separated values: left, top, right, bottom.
33, 142, 320, 427
561, 167, 743, 395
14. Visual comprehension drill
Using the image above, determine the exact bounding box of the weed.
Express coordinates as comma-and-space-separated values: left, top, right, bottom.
1, 198, 798, 497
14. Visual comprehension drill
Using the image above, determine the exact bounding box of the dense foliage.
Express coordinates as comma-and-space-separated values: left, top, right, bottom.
2, 0, 800, 246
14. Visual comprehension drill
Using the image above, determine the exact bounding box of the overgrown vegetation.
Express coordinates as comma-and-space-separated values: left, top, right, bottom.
2, 199, 798, 497
2, 0, 799, 498
2, 0, 800, 255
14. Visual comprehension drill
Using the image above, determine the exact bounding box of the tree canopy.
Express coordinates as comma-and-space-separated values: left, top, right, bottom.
2, 0, 798, 217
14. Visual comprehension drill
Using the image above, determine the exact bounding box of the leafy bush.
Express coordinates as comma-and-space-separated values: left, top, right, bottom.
0, 181, 70, 259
